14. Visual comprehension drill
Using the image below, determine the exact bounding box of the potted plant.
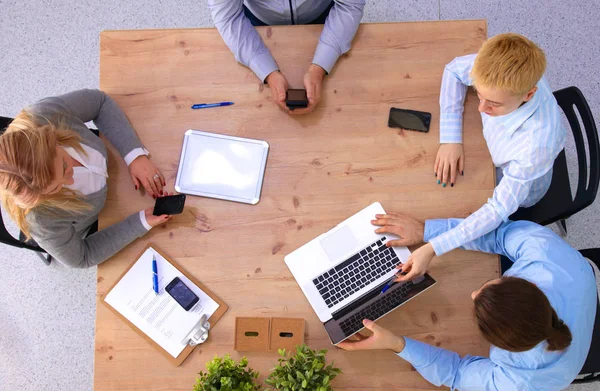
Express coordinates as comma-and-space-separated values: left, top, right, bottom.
194, 354, 260, 391
265, 345, 342, 391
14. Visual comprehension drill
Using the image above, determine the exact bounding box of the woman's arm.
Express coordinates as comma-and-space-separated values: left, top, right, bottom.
27, 212, 149, 269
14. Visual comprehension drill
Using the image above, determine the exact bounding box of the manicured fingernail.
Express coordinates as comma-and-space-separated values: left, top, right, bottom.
451, 183, 454, 187
135, 186, 138, 190
442, 183, 447, 188
437, 180, 441, 185
461, 171, 464, 176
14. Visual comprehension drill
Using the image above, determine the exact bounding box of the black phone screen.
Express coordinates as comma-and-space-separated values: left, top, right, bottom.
165, 277, 199, 311
286, 89, 308, 109
153, 194, 186, 216
388, 108, 432, 133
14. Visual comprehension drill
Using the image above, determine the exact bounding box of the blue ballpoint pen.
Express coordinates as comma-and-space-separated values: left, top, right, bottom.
380, 275, 397, 295
152, 255, 159, 294
191, 101, 234, 109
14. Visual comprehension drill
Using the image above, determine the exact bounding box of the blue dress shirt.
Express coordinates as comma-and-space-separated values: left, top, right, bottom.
208, 0, 365, 82
397, 219, 596, 391
430, 54, 566, 257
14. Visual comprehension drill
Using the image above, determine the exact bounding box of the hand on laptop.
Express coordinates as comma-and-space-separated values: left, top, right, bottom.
371, 213, 424, 247
337, 319, 406, 353
435, 143, 464, 187
394, 243, 435, 283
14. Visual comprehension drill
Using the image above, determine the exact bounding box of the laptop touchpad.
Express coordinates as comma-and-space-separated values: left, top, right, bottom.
320, 225, 359, 262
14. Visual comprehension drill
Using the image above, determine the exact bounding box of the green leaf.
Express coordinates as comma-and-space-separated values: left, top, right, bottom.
302, 379, 308, 388
322, 375, 330, 385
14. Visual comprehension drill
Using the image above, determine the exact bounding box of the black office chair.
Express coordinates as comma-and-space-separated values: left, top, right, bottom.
0, 115, 99, 266
510, 86, 600, 235
573, 248, 600, 383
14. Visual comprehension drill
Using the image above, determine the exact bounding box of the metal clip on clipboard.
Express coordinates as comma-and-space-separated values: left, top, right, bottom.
181, 314, 211, 346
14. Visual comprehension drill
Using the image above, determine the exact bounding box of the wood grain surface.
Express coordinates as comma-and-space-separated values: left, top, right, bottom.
96, 21, 496, 390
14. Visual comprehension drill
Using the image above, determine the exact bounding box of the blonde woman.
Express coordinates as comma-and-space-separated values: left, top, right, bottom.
0, 89, 171, 268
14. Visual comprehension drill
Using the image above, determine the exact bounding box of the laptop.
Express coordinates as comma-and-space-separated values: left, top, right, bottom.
284, 202, 436, 344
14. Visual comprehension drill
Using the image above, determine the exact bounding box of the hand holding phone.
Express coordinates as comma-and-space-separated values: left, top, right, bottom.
286, 89, 309, 110
153, 194, 186, 216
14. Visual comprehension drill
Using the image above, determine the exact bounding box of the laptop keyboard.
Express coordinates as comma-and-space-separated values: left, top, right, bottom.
339, 282, 411, 336
312, 237, 400, 308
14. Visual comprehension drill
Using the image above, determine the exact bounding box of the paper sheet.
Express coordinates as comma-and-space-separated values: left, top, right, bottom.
105, 247, 219, 358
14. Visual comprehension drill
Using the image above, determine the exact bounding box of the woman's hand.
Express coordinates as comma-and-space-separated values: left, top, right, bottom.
129, 155, 165, 198
434, 143, 464, 187
371, 213, 425, 247
338, 319, 406, 353
395, 243, 436, 283
143, 207, 171, 228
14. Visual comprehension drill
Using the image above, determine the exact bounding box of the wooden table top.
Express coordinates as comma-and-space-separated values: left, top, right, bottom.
96, 20, 496, 390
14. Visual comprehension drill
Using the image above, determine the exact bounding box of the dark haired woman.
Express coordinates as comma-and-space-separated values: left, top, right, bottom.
339, 215, 597, 391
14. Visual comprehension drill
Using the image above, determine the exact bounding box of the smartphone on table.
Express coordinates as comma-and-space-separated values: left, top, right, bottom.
153, 194, 186, 216
388, 107, 432, 133
165, 277, 199, 311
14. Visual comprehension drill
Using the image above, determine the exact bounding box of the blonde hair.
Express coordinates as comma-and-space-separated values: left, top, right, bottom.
471, 33, 546, 95
0, 111, 91, 238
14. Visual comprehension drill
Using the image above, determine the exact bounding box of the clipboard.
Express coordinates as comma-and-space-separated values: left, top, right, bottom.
102, 243, 228, 366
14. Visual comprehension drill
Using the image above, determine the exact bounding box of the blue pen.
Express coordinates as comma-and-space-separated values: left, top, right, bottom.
191, 101, 234, 109
380, 275, 397, 295
152, 255, 159, 294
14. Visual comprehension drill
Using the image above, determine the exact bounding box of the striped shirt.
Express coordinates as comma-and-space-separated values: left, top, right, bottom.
429, 54, 566, 256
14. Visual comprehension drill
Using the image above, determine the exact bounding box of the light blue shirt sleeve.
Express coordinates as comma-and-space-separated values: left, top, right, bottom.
311, 0, 365, 73
398, 338, 519, 390
439, 54, 476, 144
208, 0, 279, 82
428, 144, 557, 256
397, 218, 592, 390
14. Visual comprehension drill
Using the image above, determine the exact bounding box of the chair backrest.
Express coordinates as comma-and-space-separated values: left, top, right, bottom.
573, 248, 600, 383
553, 87, 600, 220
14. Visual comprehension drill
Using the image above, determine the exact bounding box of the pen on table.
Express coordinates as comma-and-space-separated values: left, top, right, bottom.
380, 275, 397, 295
152, 255, 159, 294
191, 101, 234, 109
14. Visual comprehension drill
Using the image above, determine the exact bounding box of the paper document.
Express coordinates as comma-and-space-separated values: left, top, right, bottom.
105, 247, 219, 358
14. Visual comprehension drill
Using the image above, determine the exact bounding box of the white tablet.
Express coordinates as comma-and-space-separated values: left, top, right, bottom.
174, 130, 269, 205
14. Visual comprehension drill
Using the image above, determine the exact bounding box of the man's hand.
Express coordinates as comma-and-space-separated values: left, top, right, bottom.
371, 213, 424, 247
265, 70, 290, 112
338, 319, 406, 353
290, 64, 326, 115
129, 155, 165, 198
395, 243, 435, 283
434, 143, 464, 187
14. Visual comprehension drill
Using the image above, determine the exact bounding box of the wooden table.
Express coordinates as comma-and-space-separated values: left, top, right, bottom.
96, 20, 496, 390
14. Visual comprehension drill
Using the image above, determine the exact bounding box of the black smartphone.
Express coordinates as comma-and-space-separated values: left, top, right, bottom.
153, 194, 186, 216
286, 89, 308, 110
165, 277, 199, 311
388, 107, 432, 133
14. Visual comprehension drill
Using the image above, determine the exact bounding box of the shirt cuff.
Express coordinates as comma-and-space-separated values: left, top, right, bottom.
439, 113, 463, 144
248, 51, 279, 83
139, 210, 152, 231
423, 219, 460, 256
124, 147, 149, 166
312, 43, 340, 74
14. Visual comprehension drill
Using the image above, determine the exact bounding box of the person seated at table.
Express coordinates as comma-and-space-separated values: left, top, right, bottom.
0, 89, 172, 268
208, 0, 365, 114
403, 33, 566, 279
340, 213, 596, 391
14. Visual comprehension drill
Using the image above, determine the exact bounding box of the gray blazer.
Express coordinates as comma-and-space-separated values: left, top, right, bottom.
25, 89, 149, 268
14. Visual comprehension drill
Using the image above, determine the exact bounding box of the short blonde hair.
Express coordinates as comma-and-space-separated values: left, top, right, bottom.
471, 33, 546, 95
0, 111, 90, 238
